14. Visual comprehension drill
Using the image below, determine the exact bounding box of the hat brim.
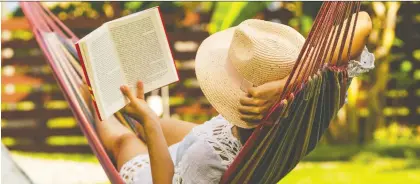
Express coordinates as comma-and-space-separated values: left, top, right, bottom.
195, 27, 259, 129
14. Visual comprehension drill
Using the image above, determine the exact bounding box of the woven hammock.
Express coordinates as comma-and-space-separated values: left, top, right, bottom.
221, 2, 361, 183
20, 2, 360, 184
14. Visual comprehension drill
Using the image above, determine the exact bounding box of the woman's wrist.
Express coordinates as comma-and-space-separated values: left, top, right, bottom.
142, 116, 161, 129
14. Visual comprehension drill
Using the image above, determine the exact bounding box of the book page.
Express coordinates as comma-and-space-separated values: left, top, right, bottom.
81, 27, 128, 119
107, 7, 178, 93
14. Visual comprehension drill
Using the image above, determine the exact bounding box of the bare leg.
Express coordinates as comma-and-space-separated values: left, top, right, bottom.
94, 109, 197, 169
94, 113, 149, 170
133, 118, 198, 146
81, 84, 149, 170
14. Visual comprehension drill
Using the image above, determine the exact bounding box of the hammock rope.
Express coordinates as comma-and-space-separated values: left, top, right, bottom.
20, 2, 360, 184
20, 2, 124, 183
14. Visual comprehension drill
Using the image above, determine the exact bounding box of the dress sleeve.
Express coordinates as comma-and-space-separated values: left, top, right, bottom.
344, 46, 375, 104
347, 46, 375, 78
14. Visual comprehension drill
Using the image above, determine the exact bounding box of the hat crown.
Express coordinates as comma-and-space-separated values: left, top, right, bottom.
227, 19, 305, 86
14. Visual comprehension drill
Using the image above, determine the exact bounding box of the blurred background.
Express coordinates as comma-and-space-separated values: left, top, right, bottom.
1, 2, 419, 184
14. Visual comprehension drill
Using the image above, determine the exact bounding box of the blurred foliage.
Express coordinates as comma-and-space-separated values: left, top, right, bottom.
123, 2, 143, 12
208, 2, 286, 34
208, 2, 248, 34
374, 122, 420, 145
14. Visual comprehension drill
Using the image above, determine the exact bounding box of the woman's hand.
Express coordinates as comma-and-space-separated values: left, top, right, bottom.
122, 81, 174, 184
239, 79, 286, 122
120, 81, 159, 125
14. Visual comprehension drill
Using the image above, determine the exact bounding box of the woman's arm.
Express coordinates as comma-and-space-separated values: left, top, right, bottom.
292, 11, 372, 83
325, 11, 372, 65
120, 81, 173, 184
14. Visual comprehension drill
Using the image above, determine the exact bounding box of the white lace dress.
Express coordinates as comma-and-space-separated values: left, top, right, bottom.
120, 115, 241, 184
119, 47, 375, 184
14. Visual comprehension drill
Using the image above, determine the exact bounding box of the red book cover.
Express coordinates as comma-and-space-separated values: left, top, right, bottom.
75, 42, 103, 121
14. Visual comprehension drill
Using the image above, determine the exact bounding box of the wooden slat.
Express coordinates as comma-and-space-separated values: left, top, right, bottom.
176, 70, 197, 80
172, 52, 197, 61
2, 40, 38, 48
2, 50, 198, 64
263, 8, 294, 23
167, 32, 208, 42
33, 92, 66, 101
2, 109, 73, 119
385, 115, 419, 124
1, 18, 31, 30
2, 14, 178, 31
199, 13, 212, 22
385, 96, 420, 106
170, 104, 214, 111
7, 145, 93, 154
170, 88, 203, 96
5, 91, 64, 103
2, 127, 83, 137
1, 32, 207, 48
2, 56, 47, 65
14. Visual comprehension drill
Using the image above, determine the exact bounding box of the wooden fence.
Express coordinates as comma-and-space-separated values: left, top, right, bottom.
1, 12, 214, 153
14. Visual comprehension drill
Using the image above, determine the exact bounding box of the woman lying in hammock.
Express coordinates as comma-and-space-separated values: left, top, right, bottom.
84, 12, 374, 184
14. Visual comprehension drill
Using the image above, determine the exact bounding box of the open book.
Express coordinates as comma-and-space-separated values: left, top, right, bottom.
75, 7, 178, 121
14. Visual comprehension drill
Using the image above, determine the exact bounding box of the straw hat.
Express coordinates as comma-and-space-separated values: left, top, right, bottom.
195, 19, 305, 128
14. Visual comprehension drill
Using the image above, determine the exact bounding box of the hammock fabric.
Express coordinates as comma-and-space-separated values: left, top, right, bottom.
20, 1, 360, 184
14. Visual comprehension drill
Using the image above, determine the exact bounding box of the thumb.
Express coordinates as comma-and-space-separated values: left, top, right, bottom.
120, 85, 136, 101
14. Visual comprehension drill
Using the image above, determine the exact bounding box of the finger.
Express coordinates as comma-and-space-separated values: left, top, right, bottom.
137, 81, 145, 99
239, 96, 266, 106
247, 87, 260, 98
120, 85, 136, 101
240, 114, 264, 122
238, 105, 262, 115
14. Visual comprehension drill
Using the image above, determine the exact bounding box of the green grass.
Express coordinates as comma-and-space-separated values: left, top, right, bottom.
11, 151, 100, 163
304, 143, 420, 161
10, 144, 420, 184
280, 159, 420, 184
284, 144, 420, 183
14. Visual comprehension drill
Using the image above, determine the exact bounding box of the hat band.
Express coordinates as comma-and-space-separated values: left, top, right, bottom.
225, 58, 254, 93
